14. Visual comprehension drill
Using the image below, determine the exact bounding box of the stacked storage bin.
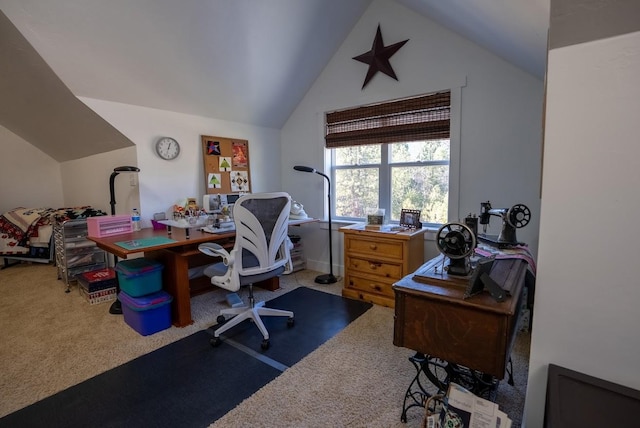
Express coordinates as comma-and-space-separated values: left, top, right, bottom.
77, 267, 118, 305
115, 258, 172, 336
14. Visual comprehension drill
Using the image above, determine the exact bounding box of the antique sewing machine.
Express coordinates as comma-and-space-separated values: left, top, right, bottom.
435, 222, 477, 276
478, 201, 531, 248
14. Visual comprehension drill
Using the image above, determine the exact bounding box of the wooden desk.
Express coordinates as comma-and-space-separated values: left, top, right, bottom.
88, 228, 235, 327
89, 218, 316, 327
393, 256, 527, 378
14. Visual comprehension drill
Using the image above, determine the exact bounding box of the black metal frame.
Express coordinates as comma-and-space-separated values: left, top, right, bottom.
400, 352, 509, 423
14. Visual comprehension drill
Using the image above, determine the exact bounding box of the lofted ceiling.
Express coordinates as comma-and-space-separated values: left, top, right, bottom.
0, 0, 549, 162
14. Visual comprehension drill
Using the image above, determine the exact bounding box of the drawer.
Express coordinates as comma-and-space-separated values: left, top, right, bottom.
68, 262, 108, 279
65, 240, 98, 250
345, 274, 395, 297
346, 256, 403, 279
67, 249, 106, 268
346, 237, 403, 260
62, 226, 88, 239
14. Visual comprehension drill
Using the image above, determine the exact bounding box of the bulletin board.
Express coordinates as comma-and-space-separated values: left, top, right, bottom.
201, 135, 251, 194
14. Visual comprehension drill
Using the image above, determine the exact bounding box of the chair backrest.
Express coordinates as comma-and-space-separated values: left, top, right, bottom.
231, 192, 291, 279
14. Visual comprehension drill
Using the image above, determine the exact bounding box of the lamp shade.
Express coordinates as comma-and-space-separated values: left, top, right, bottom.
293, 165, 315, 173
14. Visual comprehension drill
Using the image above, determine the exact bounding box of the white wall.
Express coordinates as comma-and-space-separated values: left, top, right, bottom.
75, 98, 282, 228
281, 0, 544, 274
0, 125, 63, 213
525, 30, 640, 427
60, 146, 139, 215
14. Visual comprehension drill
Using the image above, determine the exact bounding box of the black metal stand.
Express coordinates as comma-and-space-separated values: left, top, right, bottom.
400, 353, 502, 423
293, 165, 337, 284
107, 166, 140, 315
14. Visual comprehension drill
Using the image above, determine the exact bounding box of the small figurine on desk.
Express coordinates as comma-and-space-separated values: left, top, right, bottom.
220, 205, 231, 222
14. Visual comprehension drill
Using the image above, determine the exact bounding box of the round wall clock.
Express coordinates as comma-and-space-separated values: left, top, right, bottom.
155, 137, 180, 160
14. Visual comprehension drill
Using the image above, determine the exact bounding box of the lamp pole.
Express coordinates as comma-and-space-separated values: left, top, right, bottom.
108, 166, 140, 314
293, 166, 337, 284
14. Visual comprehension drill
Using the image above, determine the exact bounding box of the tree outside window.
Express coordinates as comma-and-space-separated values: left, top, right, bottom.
333, 139, 449, 226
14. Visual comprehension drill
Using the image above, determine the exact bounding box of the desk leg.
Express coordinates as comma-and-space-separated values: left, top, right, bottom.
400, 353, 500, 422
400, 353, 443, 422
255, 276, 279, 291
146, 249, 194, 327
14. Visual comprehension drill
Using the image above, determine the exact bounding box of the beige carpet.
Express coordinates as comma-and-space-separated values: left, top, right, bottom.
0, 262, 530, 427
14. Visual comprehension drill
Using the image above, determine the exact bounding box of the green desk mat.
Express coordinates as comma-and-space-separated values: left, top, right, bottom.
115, 236, 177, 250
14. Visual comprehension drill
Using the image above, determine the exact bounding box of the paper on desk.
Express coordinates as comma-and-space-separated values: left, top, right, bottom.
201, 224, 235, 234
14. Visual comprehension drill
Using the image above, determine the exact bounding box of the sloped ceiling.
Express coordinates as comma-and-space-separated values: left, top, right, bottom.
0, 0, 549, 162
0, 10, 135, 162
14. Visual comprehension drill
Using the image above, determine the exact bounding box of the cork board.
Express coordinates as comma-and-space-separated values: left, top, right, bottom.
201, 135, 251, 194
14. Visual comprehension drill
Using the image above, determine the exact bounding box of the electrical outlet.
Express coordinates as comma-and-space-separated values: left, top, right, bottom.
129, 174, 137, 186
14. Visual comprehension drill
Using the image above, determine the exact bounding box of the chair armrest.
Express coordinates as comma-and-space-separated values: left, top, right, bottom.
198, 242, 232, 265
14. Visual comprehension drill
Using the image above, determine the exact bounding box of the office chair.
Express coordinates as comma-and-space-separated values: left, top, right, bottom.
198, 192, 295, 349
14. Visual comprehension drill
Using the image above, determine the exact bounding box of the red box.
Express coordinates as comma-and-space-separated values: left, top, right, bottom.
87, 215, 132, 237
77, 268, 117, 292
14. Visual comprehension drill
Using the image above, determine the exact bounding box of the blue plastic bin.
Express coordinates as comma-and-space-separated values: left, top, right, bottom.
114, 258, 164, 297
119, 290, 173, 336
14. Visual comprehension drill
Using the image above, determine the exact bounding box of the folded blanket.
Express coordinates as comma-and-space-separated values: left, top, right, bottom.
0, 206, 107, 248
475, 243, 537, 275
0, 208, 55, 247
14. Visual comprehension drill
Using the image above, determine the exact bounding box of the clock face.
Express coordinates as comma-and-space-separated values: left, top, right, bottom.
155, 137, 180, 160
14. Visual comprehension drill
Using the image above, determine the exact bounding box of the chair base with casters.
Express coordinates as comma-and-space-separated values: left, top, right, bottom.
211, 283, 294, 350
198, 192, 296, 350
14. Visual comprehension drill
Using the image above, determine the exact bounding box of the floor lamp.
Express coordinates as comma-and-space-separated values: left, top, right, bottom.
293, 166, 338, 284
108, 166, 140, 314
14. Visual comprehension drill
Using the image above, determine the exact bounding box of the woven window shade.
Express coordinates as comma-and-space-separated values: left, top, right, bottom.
325, 91, 450, 148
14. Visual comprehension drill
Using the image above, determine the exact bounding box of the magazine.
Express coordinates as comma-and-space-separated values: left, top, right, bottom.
425, 383, 512, 428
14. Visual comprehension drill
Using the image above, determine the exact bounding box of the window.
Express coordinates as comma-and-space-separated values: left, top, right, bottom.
326, 91, 451, 227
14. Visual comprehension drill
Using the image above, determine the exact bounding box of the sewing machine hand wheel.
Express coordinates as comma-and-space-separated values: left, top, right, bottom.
507, 204, 531, 229
436, 222, 476, 259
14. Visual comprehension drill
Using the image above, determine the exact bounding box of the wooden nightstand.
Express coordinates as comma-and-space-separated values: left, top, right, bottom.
339, 224, 427, 307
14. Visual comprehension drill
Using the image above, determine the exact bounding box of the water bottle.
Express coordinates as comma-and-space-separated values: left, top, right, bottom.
132, 208, 141, 231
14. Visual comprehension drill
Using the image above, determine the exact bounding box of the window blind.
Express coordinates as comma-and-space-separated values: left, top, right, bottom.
325, 91, 450, 148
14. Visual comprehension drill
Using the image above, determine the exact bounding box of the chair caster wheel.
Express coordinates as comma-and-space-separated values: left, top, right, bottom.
287, 317, 295, 327
210, 337, 222, 347
261, 339, 270, 350
216, 315, 226, 324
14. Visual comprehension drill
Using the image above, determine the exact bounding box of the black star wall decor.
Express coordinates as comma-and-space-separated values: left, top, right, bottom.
353, 24, 409, 89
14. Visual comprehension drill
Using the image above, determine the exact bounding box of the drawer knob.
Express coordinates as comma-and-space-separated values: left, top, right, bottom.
369, 244, 377, 250
369, 262, 381, 270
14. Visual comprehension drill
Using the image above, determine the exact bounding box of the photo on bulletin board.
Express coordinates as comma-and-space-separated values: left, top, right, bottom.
207, 173, 222, 189
201, 135, 251, 195
233, 141, 248, 167
206, 140, 221, 155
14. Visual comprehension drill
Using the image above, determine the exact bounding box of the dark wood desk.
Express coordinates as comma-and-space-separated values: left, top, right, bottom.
393, 255, 529, 421
393, 256, 527, 378
88, 227, 235, 327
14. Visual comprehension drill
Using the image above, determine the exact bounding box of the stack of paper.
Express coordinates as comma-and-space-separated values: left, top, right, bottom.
425, 382, 511, 428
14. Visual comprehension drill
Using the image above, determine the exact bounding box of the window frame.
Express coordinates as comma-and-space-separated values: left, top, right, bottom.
320, 87, 461, 228
330, 142, 451, 227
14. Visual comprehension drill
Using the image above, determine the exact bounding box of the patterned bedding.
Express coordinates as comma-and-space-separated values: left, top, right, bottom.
0, 206, 107, 257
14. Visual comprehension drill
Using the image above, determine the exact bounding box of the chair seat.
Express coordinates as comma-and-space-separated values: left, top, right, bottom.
203, 253, 286, 286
